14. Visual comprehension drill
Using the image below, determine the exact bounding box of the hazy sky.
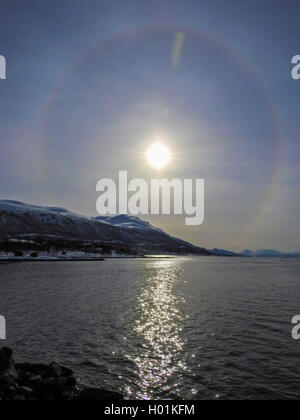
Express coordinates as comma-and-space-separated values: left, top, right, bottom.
0, 0, 299, 251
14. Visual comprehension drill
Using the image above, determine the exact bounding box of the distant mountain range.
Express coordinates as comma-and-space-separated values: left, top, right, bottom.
0, 200, 211, 256
212, 248, 300, 259
239, 249, 300, 258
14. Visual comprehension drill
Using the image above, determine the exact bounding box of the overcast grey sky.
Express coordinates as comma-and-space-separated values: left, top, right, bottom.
0, 0, 299, 251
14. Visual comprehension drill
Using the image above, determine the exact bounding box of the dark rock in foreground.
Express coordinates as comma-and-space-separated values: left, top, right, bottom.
0, 348, 123, 401
75, 388, 124, 401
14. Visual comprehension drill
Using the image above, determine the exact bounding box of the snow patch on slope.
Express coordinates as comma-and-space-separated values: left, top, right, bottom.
94, 214, 165, 233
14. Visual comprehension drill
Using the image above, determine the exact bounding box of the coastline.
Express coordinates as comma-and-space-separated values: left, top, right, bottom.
0, 255, 185, 263
0, 258, 106, 263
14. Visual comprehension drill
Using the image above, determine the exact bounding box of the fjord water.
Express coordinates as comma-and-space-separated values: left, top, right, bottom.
1, 257, 300, 400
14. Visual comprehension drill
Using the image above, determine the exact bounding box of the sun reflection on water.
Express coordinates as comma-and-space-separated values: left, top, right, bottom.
127, 260, 187, 399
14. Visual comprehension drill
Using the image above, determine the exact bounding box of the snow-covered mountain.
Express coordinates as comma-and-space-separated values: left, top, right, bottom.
0, 200, 211, 255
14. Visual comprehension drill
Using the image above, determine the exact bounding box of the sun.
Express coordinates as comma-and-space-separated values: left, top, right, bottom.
147, 143, 170, 169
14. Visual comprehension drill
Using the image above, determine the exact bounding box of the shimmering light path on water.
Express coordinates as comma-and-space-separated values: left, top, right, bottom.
1, 257, 300, 400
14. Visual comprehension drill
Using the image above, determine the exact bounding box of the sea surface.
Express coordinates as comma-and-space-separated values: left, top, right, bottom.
1, 257, 300, 400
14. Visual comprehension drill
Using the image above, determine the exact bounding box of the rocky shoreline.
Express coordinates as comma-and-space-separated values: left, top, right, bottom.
0, 347, 123, 401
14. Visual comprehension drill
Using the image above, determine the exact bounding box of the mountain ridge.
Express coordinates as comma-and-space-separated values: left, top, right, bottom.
1, 201, 297, 258
0, 200, 211, 256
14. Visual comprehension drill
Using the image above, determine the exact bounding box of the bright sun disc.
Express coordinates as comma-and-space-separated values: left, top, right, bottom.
147, 143, 170, 169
